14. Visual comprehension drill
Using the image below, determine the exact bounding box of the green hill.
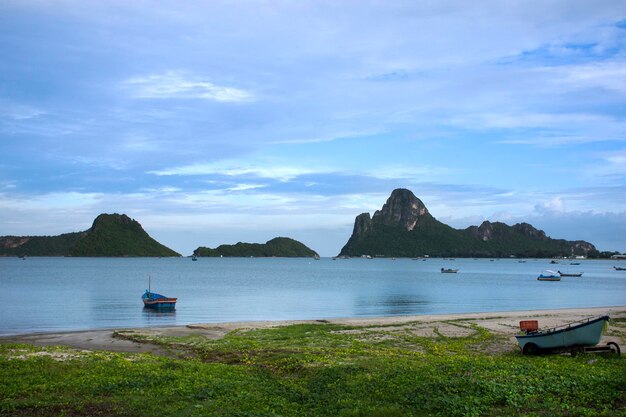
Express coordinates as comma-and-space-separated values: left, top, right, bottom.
339, 188, 597, 258
0, 232, 86, 257
70, 214, 180, 257
0, 213, 180, 257
194, 237, 319, 258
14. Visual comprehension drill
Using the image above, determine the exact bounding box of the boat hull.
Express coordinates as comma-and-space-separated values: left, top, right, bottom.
142, 291, 177, 309
537, 276, 560, 281
143, 299, 177, 309
516, 316, 609, 351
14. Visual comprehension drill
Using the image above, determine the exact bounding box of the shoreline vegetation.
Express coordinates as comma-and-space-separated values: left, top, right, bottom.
2, 307, 625, 416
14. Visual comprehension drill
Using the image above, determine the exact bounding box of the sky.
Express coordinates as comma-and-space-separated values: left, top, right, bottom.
1, 0, 626, 256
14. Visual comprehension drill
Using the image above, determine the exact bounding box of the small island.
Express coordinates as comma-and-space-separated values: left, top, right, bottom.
193, 237, 319, 258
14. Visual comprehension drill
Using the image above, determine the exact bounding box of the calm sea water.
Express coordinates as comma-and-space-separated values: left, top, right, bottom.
1, 257, 625, 335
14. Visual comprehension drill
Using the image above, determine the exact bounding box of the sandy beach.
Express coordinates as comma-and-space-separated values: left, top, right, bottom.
1, 306, 625, 355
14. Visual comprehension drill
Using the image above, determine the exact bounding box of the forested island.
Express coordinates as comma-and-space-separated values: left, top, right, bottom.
0, 214, 180, 257
193, 237, 319, 258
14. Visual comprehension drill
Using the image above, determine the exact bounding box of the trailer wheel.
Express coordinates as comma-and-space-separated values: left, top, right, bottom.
607, 342, 621, 356
571, 346, 585, 356
522, 343, 539, 356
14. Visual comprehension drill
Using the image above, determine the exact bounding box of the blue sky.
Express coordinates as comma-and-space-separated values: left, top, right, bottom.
1, 1, 625, 256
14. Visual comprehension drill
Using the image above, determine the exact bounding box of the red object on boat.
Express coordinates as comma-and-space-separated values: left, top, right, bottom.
519, 320, 539, 333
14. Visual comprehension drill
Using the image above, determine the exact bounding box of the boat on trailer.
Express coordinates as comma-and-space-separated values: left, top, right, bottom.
142, 276, 177, 309
515, 316, 620, 356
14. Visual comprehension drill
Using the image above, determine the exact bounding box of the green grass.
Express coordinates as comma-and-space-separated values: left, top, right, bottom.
1, 322, 624, 416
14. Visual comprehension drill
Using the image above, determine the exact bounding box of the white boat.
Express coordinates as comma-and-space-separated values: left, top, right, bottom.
558, 270, 583, 277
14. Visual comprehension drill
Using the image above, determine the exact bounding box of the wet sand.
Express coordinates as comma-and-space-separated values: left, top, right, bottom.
2, 306, 625, 354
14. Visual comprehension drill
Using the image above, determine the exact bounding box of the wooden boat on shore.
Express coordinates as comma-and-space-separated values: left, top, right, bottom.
516, 315, 619, 355
558, 270, 583, 277
441, 268, 458, 273
142, 276, 177, 309
537, 270, 560, 281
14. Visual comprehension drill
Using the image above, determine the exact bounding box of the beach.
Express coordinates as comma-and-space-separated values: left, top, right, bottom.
2, 306, 624, 355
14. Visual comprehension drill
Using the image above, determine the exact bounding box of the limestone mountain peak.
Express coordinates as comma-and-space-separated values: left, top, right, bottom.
372, 188, 430, 231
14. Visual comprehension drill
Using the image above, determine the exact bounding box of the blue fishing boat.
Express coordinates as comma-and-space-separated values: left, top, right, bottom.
516, 315, 619, 355
142, 276, 177, 309
537, 270, 560, 281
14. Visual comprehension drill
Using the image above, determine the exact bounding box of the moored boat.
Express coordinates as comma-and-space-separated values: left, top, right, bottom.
142, 276, 177, 309
558, 270, 583, 277
441, 268, 458, 273
515, 315, 615, 355
142, 291, 177, 309
537, 270, 560, 281
614, 266, 626, 271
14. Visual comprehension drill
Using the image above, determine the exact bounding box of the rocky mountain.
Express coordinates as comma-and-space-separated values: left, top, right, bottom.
194, 237, 319, 258
339, 188, 597, 258
0, 213, 180, 257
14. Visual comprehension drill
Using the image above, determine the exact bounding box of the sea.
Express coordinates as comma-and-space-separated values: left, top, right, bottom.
1, 257, 625, 335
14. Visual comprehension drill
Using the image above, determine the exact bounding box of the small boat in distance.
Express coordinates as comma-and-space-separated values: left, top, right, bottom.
537, 270, 560, 281
142, 276, 177, 309
614, 266, 626, 271
441, 268, 458, 273
558, 270, 583, 277
191, 255, 197, 261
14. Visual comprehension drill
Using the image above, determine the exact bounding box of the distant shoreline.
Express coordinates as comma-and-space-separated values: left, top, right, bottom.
2, 255, 626, 259
2, 306, 624, 354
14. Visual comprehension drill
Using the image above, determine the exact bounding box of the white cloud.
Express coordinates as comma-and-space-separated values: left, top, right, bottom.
122, 71, 254, 102
454, 112, 610, 131
0, 192, 102, 211
585, 150, 626, 178
148, 160, 331, 181
0, 102, 45, 120
369, 165, 452, 180
535, 197, 567, 214
227, 183, 267, 191
553, 61, 626, 93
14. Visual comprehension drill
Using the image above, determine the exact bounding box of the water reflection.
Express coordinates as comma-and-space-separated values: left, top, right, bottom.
142, 307, 177, 325
356, 295, 429, 316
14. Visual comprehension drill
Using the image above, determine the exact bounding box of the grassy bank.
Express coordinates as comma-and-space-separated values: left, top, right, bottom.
1, 320, 624, 416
